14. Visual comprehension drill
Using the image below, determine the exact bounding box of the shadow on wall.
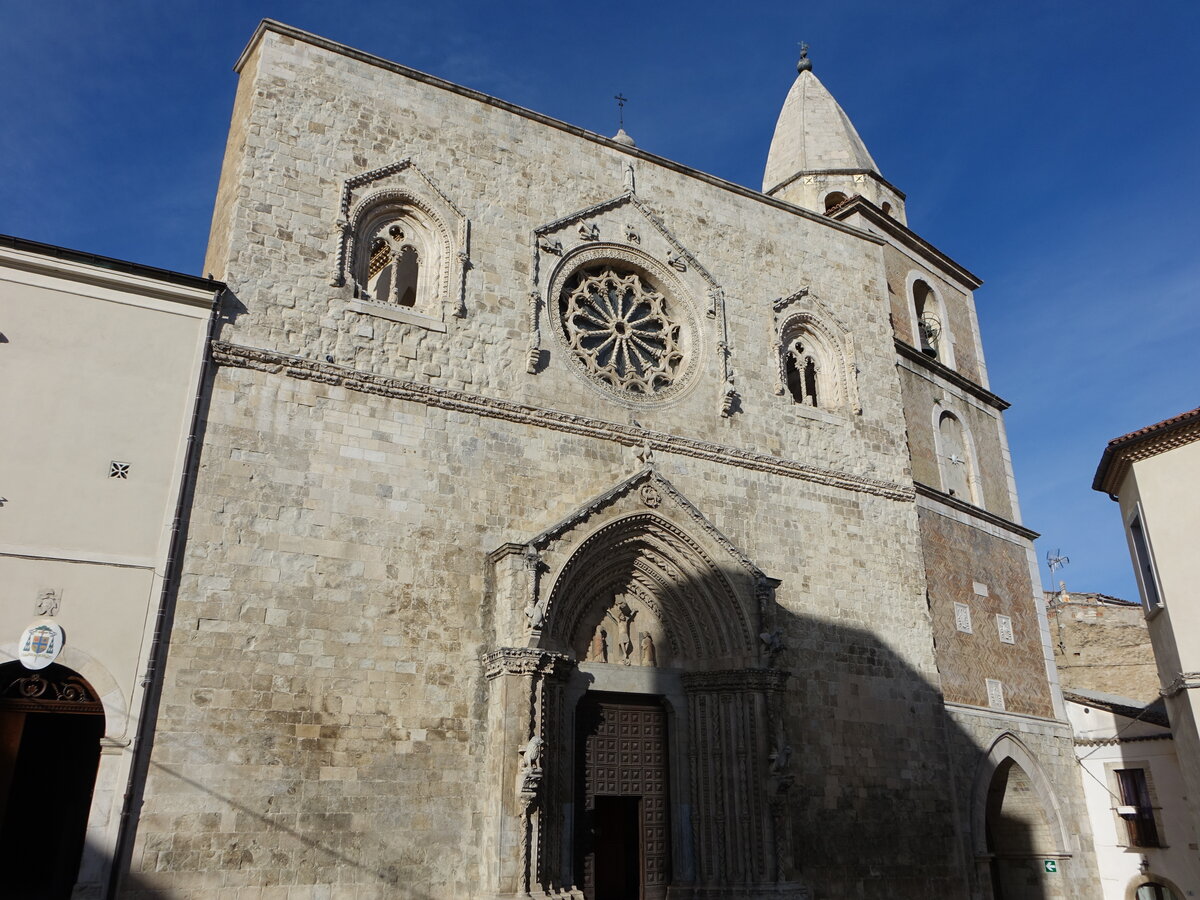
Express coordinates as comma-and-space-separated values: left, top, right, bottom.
89, 399, 1076, 900
767, 602, 1062, 900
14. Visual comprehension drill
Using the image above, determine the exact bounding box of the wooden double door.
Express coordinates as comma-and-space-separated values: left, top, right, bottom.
576, 696, 670, 900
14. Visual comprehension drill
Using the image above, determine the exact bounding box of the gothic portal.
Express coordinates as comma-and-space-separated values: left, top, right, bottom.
482, 470, 803, 899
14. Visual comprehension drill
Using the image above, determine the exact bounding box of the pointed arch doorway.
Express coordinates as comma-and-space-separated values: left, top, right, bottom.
974, 735, 1070, 900
0, 661, 105, 900
483, 470, 808, 899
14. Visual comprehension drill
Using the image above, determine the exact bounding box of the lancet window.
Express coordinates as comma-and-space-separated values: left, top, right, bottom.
775, 313, 852, 414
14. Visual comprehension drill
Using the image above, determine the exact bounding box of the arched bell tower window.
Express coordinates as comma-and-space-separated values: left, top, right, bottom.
907, 273, 955, 367
823, 191, 848, 213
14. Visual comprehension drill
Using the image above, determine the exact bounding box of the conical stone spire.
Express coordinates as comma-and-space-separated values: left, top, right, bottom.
762, 47, 904, 220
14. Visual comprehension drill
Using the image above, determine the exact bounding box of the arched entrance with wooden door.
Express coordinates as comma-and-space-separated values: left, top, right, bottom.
482, 469, 809, 900
0, 661, 105, 899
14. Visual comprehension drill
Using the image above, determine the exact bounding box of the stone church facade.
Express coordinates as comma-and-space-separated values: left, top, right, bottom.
115, 21, 1100, 899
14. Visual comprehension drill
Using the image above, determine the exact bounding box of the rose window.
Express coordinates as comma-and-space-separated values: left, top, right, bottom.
560, 267, 683, 395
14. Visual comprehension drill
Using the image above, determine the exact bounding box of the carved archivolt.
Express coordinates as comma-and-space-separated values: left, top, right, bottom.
540, 502, 761, 668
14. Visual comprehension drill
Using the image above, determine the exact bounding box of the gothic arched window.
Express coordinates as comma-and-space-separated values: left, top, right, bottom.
366, 227, 420, 308
346, 190, 453, 324
784, 338, 821, 407
775, 311, 857, 415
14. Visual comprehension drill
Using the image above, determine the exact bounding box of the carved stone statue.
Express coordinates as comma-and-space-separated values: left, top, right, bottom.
589, 627, 610, 663
640, 632, 657, 667
759, 628, 785, 665
518, 735, 544, 796
614, 600, 636, 664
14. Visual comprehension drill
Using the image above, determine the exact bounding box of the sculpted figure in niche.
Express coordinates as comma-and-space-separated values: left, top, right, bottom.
614, 600, 636, 665
640, 631, 657, 667
588, 627, 610, 663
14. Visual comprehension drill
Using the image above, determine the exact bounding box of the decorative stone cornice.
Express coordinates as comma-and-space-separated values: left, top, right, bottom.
895, 340, 1009, 411
210, 340, 913, 501
482, 647, 575, 680
681, 668, 790, 693
914, 481, 1038, 540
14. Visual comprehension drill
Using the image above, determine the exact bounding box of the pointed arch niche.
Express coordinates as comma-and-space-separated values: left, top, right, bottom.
972, 733, 1071, 899
480, 469, 806, 899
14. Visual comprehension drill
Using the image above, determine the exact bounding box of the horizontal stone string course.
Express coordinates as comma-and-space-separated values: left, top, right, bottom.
210, 340, 914, 501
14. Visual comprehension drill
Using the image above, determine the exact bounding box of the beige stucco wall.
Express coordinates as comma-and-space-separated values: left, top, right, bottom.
1117, 441, 1200, 856
1066, 700, 1200, 900
0, 245, 214, 898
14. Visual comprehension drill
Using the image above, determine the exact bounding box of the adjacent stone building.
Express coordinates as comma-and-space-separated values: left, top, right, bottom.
90, 21, 1103, 899
1048, 588, 1161, 702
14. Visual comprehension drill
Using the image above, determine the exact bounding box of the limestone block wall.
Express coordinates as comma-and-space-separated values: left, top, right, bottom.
128, 359, 973, 897
201, 27, 911, 492
1047, 594, 1160, 701
123, 21, 1094, 900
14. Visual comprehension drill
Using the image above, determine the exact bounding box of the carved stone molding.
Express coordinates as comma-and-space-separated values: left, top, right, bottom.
482, 647, 575, 680
210, 340, 912, 501
681, 668, 790, 694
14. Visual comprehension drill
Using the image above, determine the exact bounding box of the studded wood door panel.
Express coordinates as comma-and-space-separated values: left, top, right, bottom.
578, 698, 669, 899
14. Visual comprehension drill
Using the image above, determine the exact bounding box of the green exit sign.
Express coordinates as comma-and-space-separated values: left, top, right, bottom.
1043, 860, 1058, 874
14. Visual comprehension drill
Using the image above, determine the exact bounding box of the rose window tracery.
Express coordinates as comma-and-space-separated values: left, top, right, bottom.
559, 267, 683, 395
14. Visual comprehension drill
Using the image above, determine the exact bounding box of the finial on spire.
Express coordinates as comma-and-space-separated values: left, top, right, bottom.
615, 93, 628, 129
797, 42, 812, 73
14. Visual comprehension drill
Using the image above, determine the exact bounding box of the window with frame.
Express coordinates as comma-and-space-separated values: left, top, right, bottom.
1116, 767, 1161, 848
1137, 883, 1179, 900
1128, 509, 1164, 614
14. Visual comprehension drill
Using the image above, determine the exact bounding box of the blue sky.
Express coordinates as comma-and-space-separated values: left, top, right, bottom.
3, 1, 1197, 600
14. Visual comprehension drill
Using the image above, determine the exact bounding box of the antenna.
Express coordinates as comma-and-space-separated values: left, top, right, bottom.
1046, 549, 1070, 589
614, 93, 628, 129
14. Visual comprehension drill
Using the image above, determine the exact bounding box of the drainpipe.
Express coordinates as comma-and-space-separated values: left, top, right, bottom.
106, 285, 223, 898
